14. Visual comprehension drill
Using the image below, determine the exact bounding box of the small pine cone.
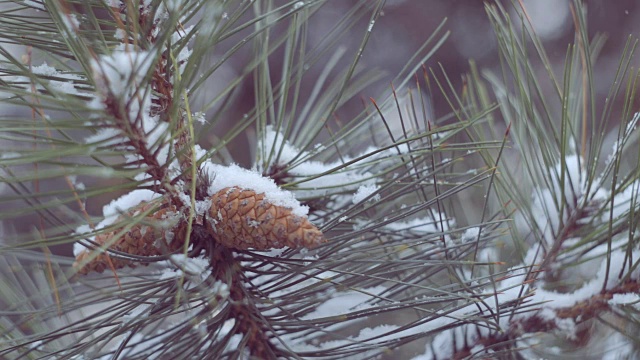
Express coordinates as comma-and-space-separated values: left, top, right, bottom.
74, 201, 186, 275
206, 187, 325, 250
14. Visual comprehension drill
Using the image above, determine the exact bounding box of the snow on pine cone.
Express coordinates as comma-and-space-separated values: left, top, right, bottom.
73, 201, 186, 275
206, 186, 325, 250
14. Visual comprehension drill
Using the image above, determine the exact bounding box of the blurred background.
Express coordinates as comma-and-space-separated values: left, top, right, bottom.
205, 0, 640, 160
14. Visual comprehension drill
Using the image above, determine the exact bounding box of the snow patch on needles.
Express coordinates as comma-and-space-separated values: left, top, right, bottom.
384, 216, 451, 233
89, 50, 175, 169
161, 255, 216, 288
518, 153, 640, 277
301, 286, 387, 320
352, 184, 380, 204
608, 112, 640, 165
412, 269, 530, 359
460, 227, 481, 243
256, 126, 380, 199
122, 304, 151, 324
414, 243, 640, 360
258, 125, 301, 166
31, 63, 87, 96
549, 154, 588, 202
201, 160, 309, 217
609, 293, 640, 305
625, 112, 639, 136
520, 155, 606, 248
0, 62, 90, 100
73, 189, 160, 256
413, 247, 640, 358
293, 324, 400, 356
531, 250, 640, 309
91, 51, 154, 103
164, 0, 185, 12
287, 286, 402, 354
171, 25, 194, 76
102, 190, 160, 223
169, 254, 208, 275
84, 128, 121, 146
60, 13, 80, 37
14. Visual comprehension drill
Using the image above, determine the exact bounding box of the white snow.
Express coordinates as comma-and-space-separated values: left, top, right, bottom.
122, 304, 150, 324
84, 128, 121, 145
170, 25, 194, 76
352, 184, 380, 204
0, 152, 20, 160
301, 286, 387, 320
177, 192, 212, 218
68, 175, 85, 191
412, 242, 640, 359
538, 307, 577, 340
193, 112, 206, 124
26, 63, 88, 96
114, 28, 126, 40
600, 330, 635, 359
169, 254, 208, 274
73, 189, 161, 256
164, 0, 184, 12
609, 293, 640, 305
517, 155, 608, 251
529, 250, 640, 310
256, 125, 380, 199
91, 51, 154, 102
201, 161, 309, 217
460, 226, 481, 243
610, 180, 640, 221
89, 49, 177, 169
102, 189, 159, 221
160, 255, 225, 292
61, 13, 80, 36
384, 216, 450, 233
625, 112, 639, 136
605, 111, 638, 166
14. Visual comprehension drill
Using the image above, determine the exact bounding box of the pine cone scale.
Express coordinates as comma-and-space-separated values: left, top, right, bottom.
208, 187, 325, 250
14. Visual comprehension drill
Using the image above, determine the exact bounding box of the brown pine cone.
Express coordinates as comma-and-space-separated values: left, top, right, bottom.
74, 201, 186, 275
206, 187, 325, 250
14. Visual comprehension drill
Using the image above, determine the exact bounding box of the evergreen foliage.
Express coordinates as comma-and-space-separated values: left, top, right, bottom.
1, 0, 639, 359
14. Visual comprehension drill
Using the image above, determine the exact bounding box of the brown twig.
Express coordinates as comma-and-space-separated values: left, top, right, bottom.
208, 242, 282, 358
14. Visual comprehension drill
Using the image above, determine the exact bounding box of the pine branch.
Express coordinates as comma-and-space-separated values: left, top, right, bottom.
3, 0, 639, 359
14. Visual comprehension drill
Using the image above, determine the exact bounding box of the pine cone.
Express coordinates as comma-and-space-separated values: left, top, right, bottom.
206, 187, 325, 250
74, 201, 186, 275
